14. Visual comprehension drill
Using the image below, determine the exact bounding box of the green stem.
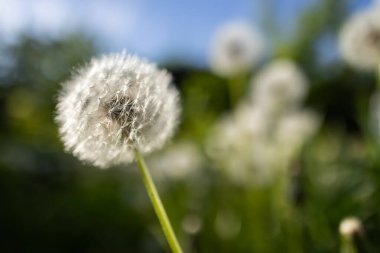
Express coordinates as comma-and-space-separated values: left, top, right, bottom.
227, 77, 238, 107
227, 73, 247, 108
272, 161, 303, 253
340, 236, 357, 253
134, 149, 184, 253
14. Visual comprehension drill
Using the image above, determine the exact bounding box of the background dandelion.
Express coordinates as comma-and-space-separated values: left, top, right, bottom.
209, 21, 264, 77
339, 6, 380, 71
250, 59, 308, 115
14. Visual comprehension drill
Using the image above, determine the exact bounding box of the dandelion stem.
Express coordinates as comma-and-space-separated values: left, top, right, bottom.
227, 74, 247, 107
134, 149, 184, 253
340, 236, 358, 253
227, 77, 238, 107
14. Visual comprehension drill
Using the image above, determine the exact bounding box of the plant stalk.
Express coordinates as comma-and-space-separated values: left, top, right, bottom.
134, 149, 184, 253
340, 236, 357, 253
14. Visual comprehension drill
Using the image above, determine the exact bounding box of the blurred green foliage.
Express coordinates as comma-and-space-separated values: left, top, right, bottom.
1, 1, 380, 253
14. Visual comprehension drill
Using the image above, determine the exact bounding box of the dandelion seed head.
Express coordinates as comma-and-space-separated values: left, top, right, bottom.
206, 100, 320, 186
339, 216, 363, 239
206, 104, 274, 186
251, 59, 308, 114
56, 52, 180, 168
276, 111, 320, 160
339, 7, 380, 71
209, 21, 263, 77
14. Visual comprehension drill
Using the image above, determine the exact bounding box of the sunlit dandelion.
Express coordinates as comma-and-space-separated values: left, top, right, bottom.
250, 59, 308, 115
56, 51, 184, 253
339, 7, 380, 71
209, 21, 263, 77
56, 52, 180, 168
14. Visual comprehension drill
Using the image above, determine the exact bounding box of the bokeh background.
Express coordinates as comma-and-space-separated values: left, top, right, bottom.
1, 0, 380, 252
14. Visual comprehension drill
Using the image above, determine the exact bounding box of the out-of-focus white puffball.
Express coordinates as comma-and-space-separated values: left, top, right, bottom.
206, 103, 276, 186
339, 216, 363, 239
276, 111, 320, 161
251, 59, 308, 115
209, 21, 264, 77
339, 7, 380, 71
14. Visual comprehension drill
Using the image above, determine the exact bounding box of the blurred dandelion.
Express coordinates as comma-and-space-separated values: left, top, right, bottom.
250, 59, 308, 115
56, 52, 183, 253
206, 104, 275, 186
339, 216, 363, 253
209, 21, 263, 78
339, 216, 363, 239
207, 59, 320, 187
207, 106, 320, 186
339, 6, 380, 71
276, 110, 321, 162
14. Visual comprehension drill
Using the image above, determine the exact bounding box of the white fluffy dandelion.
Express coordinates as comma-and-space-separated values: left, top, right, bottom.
339, 7, 380, 71
339, 216, 363, 239
56, 52, 184, 253
206, 103, 275, 185
276, 110, 320, 161
209, 21, 263, 77
207, 84, 320, 186
56, 52, 180, 168
251, 59, 308, 115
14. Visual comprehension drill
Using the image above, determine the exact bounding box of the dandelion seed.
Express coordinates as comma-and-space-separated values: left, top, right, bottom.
251, 59, 308, 115
56, 52, 180, 168
209, 21, 263, 77
339, 7, 380, 71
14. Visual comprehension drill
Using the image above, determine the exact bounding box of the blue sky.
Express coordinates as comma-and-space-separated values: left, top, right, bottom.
0, 0, 376, 67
